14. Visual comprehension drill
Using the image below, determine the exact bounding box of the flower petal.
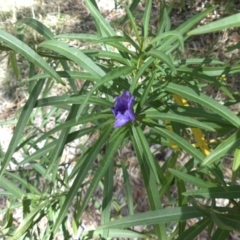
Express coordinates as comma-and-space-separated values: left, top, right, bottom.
114, 110, 135, 128
128, 96, 135, 109
126, 109, 135, 121
112, 91, 136, 128
114, 117, 130, 128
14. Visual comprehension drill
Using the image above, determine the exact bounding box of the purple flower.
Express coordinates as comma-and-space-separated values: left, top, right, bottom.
111, 91, 136, 128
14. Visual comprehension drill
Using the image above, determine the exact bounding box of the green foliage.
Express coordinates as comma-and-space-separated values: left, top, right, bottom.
1, 0, 240, 239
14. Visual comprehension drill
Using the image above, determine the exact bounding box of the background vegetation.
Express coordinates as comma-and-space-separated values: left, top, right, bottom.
1, 0, 240, 239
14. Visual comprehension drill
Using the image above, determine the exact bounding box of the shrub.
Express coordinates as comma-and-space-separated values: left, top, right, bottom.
1, 1, 240, 239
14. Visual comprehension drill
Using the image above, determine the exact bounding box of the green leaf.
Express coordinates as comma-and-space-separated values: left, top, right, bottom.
84, 0, 116, 36
211, 228, 230, 240
151, 31, 184, 52
9, 51, 20, 79
232, 147, 240, 183
6, 172, 40, 195
39, 40, 105, 78
101, 161, 113, 239
201, 131, 240, 167
165, 83, 240, 128
52, 126, 112, 235
22, 114, 112, 154
142, 0, 152, 38
82, 228, 149, 239
0, 176, 24, 198
151, 126, 204, 162
19, 127, 96, 168
79, 128, 126, 224
144, 110, 215, 131
35, 95, 112, 108
177, 6, 217, 34
173, 58, 224, 66
157, 7, 171, 35
91, 37, 137, 56
132, 125, 164, 184
0, 30, 63, 84
170, 106, 230, 125
55, 33, 100, 41
211, 211, 240, 231
89, 50, 131, 65
130, 57, 154, 93
159, 6, 217, 53
121, 0, 141, 23
17, 18, 54, 40
0, 79, 45, 176
183, 185, 240, 199
46, 102, 82, 180
59, 60, 78, 94
138, 75, 155, 109
188, 13, 240, 35
9, 200, 51, 240
124, 5, 141, 44
176, 218, 211, 240
121, 161, 134, 215
2, 207, 13, 229
176, 67, 234, 99
28, 71, 99, 82
98, 206, 202, 229
0, 191, 13, 197
177, 179, 187, 234
169, 169, 216, 188
146, 50, 176, 73
131, 125, 167, 240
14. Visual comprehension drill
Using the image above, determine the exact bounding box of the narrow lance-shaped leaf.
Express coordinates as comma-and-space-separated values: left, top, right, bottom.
188, 13, 240, 35
183, 185, 240, 199
144, 110, 215, 131
36, 95, 112, 108
52, 126, 112, 235
232, 147, 240, 184
201, 130, 240, 167
46, 103, 83, 180
211, 211, 240, 231
98, 206, 202, 229
82, 228, 149, 239
9, 200, 51, 240
84, 0, 116, 36
39, 40, 105, 78
176, 218, 211, 240
131, 125, 167, 240
0, 79, 45, 176
146, 50, 176, 73
17, 18, 54, 40
124, 4, 141, 44
121, 161, 134, 215
159, 6, 217, 53
0, 30, 63, 84
0, 176, 24, 198
211, 228, 230, 240
142, 0, 152, 39
169, 168, 216, 188
165, 83, 240, 128
79, 128, 127, 224
151, 126, 204, 162
151, 31, 184, 52
176, 6, 218, 34
102, 145, 115, 239
55, 33, 100, 41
